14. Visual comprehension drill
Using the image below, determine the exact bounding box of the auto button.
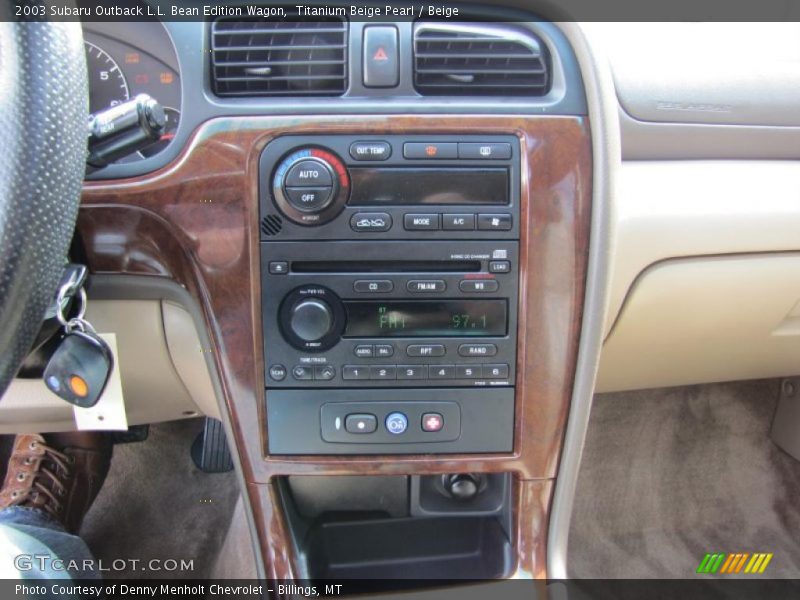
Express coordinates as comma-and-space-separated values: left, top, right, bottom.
285, 160, 333, 187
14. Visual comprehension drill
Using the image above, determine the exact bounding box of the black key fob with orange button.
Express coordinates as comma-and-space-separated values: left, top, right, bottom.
43, 330, 113, 408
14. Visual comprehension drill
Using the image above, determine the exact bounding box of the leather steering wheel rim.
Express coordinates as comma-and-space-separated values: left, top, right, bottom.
0, 22, 88, 397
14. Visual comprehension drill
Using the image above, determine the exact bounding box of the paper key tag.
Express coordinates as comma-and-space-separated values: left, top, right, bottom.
73, 333, 128, 431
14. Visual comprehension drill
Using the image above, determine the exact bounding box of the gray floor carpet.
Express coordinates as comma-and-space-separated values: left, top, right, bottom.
569, 380, 800, 578
80, 419, 239, 578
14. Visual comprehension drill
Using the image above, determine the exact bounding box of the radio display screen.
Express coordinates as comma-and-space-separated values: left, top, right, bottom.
348, 168, 509, 205
343, 300, 507, 338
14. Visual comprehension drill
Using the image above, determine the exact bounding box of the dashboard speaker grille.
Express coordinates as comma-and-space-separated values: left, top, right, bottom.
261, 214, 283, 236
413, 23, 549, 96
211, 18, 348, 97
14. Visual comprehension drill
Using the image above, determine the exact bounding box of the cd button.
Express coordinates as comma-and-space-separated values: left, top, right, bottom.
442, 214, 475, 230
403, 214, 440, 231
353, 279, 393, 293
459, 279, 499, 293
458, 343, 498, 357
285, 187, 333, 212
406, 344, 445, 357
351, 212, 392, 232
407, 280, 446, 293
285, 160, 333, 187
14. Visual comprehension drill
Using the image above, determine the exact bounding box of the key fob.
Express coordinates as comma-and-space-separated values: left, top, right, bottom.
43, 331, 113, 408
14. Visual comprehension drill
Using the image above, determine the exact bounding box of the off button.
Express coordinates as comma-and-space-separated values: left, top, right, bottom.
285, 187, 333, 212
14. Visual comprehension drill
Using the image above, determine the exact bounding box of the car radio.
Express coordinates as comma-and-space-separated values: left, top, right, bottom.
261, 240, 519, 389
259, 135, 520, 453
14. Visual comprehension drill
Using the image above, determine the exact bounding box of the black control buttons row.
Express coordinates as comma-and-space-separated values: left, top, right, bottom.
323, 343, 500, 361
405, 343, 498, 357
283, 159, 336, 213
350, 211, 512, 233
344, 411, 443, 434
350, 277, 508, 294
403, 213, 512, 232
354, 344, 394, 358
403, 142, 512, 160
342, 363, 510, 380
275, 364, 336, 381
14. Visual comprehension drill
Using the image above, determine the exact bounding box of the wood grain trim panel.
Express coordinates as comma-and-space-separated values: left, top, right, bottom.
80, 115, 591, 578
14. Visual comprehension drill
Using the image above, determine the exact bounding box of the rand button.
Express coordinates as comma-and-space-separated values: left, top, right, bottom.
458, 343, 498, 357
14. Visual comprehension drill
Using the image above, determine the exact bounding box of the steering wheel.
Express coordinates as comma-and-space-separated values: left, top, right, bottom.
0, 22, 88, 397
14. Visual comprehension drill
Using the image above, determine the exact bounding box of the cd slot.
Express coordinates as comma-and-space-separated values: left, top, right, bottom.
291, 260, 482, 274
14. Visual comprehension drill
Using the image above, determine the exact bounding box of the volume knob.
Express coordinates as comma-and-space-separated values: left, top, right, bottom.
290, 299, 333, 342
279, 286, 345, 352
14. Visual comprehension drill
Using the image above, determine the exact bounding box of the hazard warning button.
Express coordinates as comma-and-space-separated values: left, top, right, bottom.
363, 26, 399, 88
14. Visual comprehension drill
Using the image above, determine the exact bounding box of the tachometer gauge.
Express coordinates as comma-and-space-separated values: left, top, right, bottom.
84, 41, 130, 113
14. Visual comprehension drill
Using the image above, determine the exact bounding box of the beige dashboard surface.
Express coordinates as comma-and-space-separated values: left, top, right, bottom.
0, 300, 219, 433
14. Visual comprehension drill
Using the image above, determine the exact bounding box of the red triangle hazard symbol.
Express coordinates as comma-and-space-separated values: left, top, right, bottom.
373, 47, 388, 61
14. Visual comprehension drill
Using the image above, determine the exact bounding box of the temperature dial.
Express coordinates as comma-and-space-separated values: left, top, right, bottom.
272, 148, 350, 226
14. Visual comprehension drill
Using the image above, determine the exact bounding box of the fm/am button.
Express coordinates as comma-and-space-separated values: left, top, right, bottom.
407, 280, 445, 293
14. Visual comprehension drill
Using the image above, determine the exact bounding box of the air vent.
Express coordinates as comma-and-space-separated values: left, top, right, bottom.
261, 215, 283, 236
211, 18, 347, 97
413, 23, 549, 96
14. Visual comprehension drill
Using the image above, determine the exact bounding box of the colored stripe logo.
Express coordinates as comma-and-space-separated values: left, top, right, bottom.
697, 552, 773, 574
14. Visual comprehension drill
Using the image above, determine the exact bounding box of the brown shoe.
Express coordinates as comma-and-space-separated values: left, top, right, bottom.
0, 432, 112, 533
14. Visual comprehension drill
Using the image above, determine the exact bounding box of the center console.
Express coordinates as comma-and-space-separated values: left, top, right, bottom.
259, 135, 521, 455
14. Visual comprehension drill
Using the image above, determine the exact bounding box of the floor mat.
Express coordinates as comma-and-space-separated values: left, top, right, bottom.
80, 419, 239, 579
569, 379, 800, 578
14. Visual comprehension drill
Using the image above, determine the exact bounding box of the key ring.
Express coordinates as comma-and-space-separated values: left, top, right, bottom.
56, 286, 87, 328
